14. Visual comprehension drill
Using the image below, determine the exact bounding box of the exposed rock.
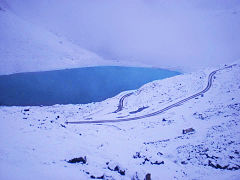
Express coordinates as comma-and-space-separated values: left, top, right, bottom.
67, 156, 87, 164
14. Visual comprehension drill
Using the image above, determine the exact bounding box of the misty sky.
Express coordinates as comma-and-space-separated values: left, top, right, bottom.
6, 0, 240, 71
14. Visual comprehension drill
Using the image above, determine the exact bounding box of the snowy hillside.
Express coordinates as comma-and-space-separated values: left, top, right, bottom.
0, 61, 239, 179
0, 4, 109, 75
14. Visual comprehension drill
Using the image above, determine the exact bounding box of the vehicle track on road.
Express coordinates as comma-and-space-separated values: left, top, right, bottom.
66, 64, 236, 124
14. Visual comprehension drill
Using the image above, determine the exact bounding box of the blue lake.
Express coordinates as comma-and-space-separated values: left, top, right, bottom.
0, 66, 181, 106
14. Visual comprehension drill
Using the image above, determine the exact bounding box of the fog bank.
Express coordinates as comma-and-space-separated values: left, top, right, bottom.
5, 0, 240, 71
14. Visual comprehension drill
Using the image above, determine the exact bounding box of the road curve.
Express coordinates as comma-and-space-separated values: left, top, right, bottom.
113, 92, 134, 113
66, 64, 236, 124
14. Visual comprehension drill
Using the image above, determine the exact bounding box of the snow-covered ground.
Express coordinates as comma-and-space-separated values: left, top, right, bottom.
1, 61, 240, 180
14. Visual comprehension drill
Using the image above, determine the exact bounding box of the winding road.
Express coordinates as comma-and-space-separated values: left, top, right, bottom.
66, 65, 236, 124
113, 92, 134, 113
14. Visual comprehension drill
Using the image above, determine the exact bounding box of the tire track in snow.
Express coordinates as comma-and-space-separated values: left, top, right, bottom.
113, 92, 134, 113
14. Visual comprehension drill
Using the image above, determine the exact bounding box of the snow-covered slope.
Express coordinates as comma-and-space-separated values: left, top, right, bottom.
0, 5, 109, 75
0, 61, 240, 179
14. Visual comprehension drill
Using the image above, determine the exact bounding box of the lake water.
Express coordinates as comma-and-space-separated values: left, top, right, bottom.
0, 66, 181, 106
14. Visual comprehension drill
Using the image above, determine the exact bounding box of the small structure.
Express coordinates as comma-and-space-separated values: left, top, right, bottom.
182, 128, 195, 134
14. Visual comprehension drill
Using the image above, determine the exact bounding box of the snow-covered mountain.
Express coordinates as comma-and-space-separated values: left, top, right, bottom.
0, 3, 110, 75
2, 0, 240, 72
0, 61, 239, 179
0, 1, 151, 75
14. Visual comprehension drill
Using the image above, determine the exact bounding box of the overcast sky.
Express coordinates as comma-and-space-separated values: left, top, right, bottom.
6, 0, 240, 71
